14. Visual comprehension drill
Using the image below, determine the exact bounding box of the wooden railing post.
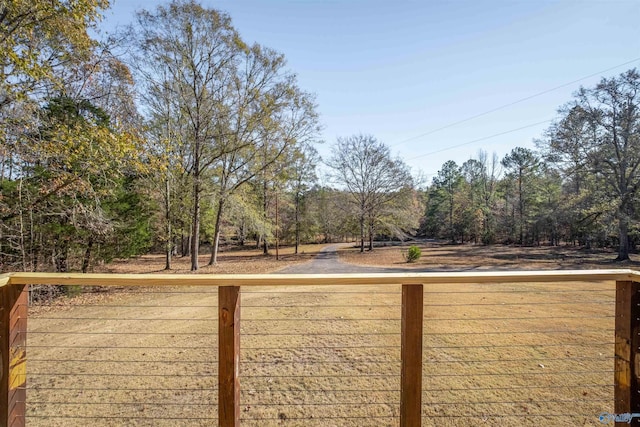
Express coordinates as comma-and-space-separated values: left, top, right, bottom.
219, 286, 240, 427
615, 280, 640, 425
401, 283, 423, 427
1, 283, 27, 427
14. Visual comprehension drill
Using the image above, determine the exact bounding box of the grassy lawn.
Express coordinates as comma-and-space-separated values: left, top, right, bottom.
91, 243, 331, 275
338, 241, 640, 270
23, 242, 619, 426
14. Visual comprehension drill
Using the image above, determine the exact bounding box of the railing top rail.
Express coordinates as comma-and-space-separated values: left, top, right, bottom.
0, 273, 13, 287
3, 269, 639, 287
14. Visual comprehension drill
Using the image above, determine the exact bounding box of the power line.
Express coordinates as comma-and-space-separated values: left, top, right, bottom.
408, 118, 552, 162
391, 56, 640, 148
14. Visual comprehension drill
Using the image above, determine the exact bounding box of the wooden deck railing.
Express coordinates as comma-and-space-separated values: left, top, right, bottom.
1, 269, 640, 426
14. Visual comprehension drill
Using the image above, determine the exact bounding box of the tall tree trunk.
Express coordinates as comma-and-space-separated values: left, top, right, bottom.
617, 209, 631, 261
209, 199, 225, 266
82, 238, 94, 273
29, 205, 36, 271
368, 220, 374, 251
164, 176, 172, 270
263, 179, 269, 255
0, 148, 5, 184
359, 213, 365, 253
294, 192, 300, 255
33, 229, 43, 272
191, 174, 200, 271
518, 171, 524, 245
238, 218, 246, 246
449, 194, 454, 243
275, 191, 279, 261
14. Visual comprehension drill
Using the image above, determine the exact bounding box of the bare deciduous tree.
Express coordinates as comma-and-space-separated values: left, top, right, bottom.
130, 0, 243, 270
328, 134, 413, 252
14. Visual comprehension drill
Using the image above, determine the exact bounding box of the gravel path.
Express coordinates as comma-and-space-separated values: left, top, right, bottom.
277, 243, 408, 274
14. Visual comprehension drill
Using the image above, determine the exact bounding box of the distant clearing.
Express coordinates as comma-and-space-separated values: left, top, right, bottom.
92, 244, 331, 275
338, 241, 639, 270
89, 242, 638, 275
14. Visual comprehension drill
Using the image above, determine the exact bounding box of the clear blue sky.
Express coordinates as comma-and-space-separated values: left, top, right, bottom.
102, 0, 640, 182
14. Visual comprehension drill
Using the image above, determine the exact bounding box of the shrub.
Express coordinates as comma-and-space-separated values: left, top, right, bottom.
404, 245, 422, 263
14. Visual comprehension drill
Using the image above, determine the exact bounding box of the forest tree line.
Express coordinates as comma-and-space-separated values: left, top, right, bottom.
424, 69, 640, 262
0, 0, 420, 273
2, 0, 640, 273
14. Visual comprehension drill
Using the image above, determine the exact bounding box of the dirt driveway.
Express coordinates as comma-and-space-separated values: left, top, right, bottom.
278, 244, 409, 274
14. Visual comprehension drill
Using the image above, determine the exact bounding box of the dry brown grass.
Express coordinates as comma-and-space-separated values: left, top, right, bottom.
23, 242, 619, 426
92, 243, 329, 275
338, 241, 639, 270
25, 281, 613, 426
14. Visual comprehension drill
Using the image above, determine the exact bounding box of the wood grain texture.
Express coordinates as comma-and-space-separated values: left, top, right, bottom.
218, 286, 240, 427
1, 284, 27, 427
615, 281, 640, 425
6, 269, 637, 287
401, 284, 423, 427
